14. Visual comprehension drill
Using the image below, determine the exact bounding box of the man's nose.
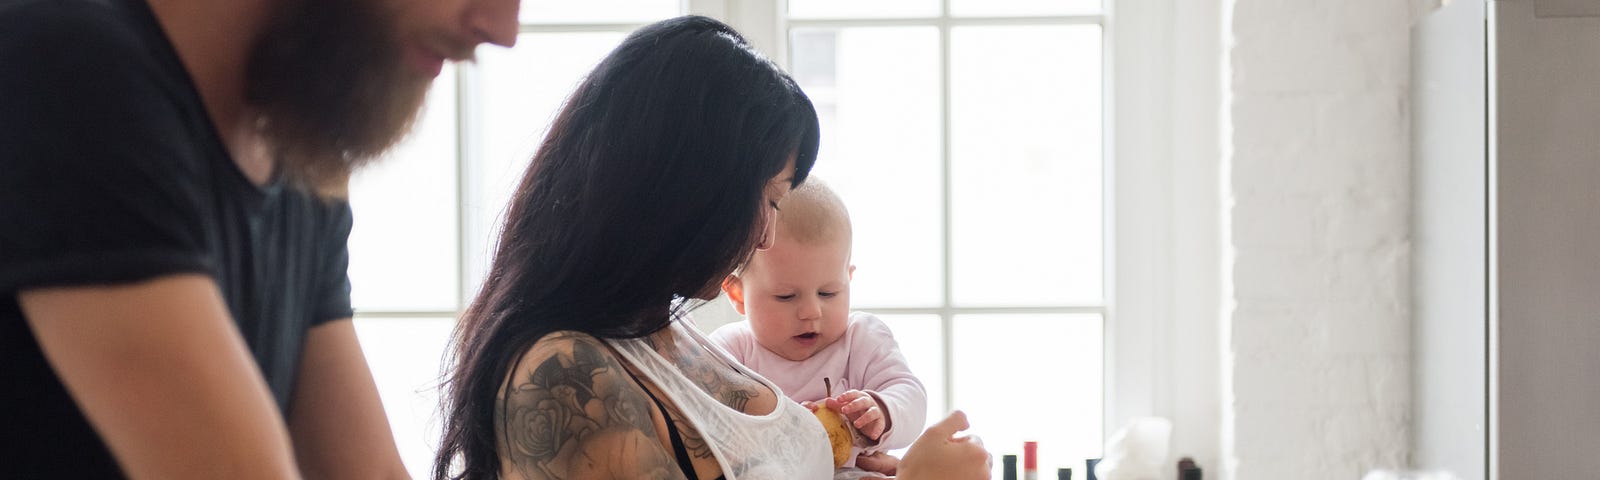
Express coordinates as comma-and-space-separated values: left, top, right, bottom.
466, 0, 520, 48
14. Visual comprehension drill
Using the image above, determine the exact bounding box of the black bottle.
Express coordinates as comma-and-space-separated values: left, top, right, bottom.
1178, 457, 1202, 480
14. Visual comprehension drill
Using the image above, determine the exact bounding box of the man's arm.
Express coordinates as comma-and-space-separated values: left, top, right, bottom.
18, 274, 301, 479
499, 332, 688, 480
288, 318, 409, 479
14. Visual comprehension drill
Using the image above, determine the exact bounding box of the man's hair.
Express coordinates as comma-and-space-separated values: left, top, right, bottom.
776, 177, 852, 248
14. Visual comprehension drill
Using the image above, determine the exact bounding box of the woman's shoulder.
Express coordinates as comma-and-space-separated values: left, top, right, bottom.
513, 330, 624, 372
530, 329, 607, 348
501, 331, 642, 396
498, 330, 685, 479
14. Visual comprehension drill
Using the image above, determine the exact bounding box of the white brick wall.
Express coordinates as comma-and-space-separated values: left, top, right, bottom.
1226, 0, 1412, 478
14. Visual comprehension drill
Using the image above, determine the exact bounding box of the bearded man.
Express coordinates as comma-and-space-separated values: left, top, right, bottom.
0, 0, 516, 477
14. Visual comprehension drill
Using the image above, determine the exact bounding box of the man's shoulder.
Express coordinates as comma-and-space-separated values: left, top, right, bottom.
0, 0, 182, 112
0, 0, 153, 53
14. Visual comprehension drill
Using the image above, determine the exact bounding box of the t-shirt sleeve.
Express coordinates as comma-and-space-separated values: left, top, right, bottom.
310, 201, 355, 325
0, 3, 213, 293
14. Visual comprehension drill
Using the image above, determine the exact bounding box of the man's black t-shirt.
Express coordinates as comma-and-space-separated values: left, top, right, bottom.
0, 0, 356, 476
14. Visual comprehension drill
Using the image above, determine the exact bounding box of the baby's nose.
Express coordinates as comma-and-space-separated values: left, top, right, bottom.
798, 300, 822, 320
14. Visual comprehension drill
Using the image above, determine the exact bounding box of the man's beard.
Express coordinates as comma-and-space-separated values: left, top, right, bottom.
245, 0, 431, 195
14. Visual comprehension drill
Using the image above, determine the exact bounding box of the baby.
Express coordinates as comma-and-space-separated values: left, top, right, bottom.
709, 178, 926, 478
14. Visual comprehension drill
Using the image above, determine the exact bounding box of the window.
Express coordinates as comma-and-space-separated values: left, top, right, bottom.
349, 1, 1114, 477
782, 1, 1107, 475
347, 3, 684, 476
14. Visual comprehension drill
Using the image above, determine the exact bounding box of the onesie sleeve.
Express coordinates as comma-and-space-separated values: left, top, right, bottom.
849, 313, 928, 452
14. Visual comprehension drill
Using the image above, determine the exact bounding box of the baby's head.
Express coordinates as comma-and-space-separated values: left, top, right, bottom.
723, 178, 854, 361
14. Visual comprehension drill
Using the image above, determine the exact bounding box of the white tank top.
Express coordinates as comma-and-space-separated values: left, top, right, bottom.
606, 319, 834, 480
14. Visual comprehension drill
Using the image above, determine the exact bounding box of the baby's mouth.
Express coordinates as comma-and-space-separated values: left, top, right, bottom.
794, 332, 819, 340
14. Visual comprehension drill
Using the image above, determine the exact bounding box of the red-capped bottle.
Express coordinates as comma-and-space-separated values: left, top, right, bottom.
1023, 441, 1038, 480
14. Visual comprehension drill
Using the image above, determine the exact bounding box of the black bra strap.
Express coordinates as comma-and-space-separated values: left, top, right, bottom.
620, 365, 701, 480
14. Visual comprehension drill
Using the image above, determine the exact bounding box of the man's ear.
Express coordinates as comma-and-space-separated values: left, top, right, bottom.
722, 275, 748, 315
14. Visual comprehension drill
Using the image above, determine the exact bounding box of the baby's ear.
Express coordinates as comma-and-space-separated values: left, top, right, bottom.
721, 275, 748, 315
847, 264, 856, 281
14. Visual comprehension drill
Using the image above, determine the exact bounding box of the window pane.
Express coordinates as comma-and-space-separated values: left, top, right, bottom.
791, 27, 943, 308
952, 314, 1102, 478
788, 0, 939, 20
874, 314, 946, 436
471, 32, 627, 293
348, 68, 459, 312
950, 0, 1102, 17
950, 25, 1102, 307
354, 316, 456, 479
519, 0, 678, 24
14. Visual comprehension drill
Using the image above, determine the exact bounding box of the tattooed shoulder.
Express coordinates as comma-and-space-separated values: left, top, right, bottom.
497, 332, 688, 480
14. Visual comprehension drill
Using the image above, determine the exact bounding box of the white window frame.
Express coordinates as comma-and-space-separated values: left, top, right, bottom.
688, 0, 1190, 451
720, 0, 1113, 438
688, 0, 1224, 466
354, 0, 1224, 471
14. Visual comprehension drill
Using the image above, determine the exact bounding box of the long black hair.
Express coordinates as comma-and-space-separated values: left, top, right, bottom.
433, 16, 819, 480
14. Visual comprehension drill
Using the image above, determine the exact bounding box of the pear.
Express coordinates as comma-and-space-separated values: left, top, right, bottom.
814, 377, 853, 468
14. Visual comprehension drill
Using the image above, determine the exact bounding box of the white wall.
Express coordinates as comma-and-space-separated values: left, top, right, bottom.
1107, 0, 1225, 474
1225, 0, 1414, 477
1411, 0, 1487, 478
1491, 1, 1600, 477
1165, 0, 1226, 474
687, 293, 745, 335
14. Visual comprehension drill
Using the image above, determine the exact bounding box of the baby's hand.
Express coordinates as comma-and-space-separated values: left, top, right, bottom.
824, 390, 886, 442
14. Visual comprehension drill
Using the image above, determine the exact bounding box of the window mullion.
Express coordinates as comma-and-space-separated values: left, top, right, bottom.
685, 0, 727, 19
709, 0, 788, 65
454, 64, 474, 315
456, 62, 486, 313
938, 0, 955, 420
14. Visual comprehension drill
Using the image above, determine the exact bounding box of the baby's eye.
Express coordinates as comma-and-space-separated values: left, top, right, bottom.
774, 294, 796, 301
818, 291, 838, 298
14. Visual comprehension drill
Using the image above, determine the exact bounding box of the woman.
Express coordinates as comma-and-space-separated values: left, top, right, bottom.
435, 16, 989, 480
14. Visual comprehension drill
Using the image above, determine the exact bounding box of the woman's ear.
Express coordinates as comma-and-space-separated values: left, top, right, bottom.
722, 275, 748, 315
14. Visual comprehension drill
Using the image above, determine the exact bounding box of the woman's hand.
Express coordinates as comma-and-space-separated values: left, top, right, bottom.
896, 411, 991, 480
855, 451, 900, 476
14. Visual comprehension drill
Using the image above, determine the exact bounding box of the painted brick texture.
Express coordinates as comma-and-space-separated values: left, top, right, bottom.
1226, 0, 1412, 478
